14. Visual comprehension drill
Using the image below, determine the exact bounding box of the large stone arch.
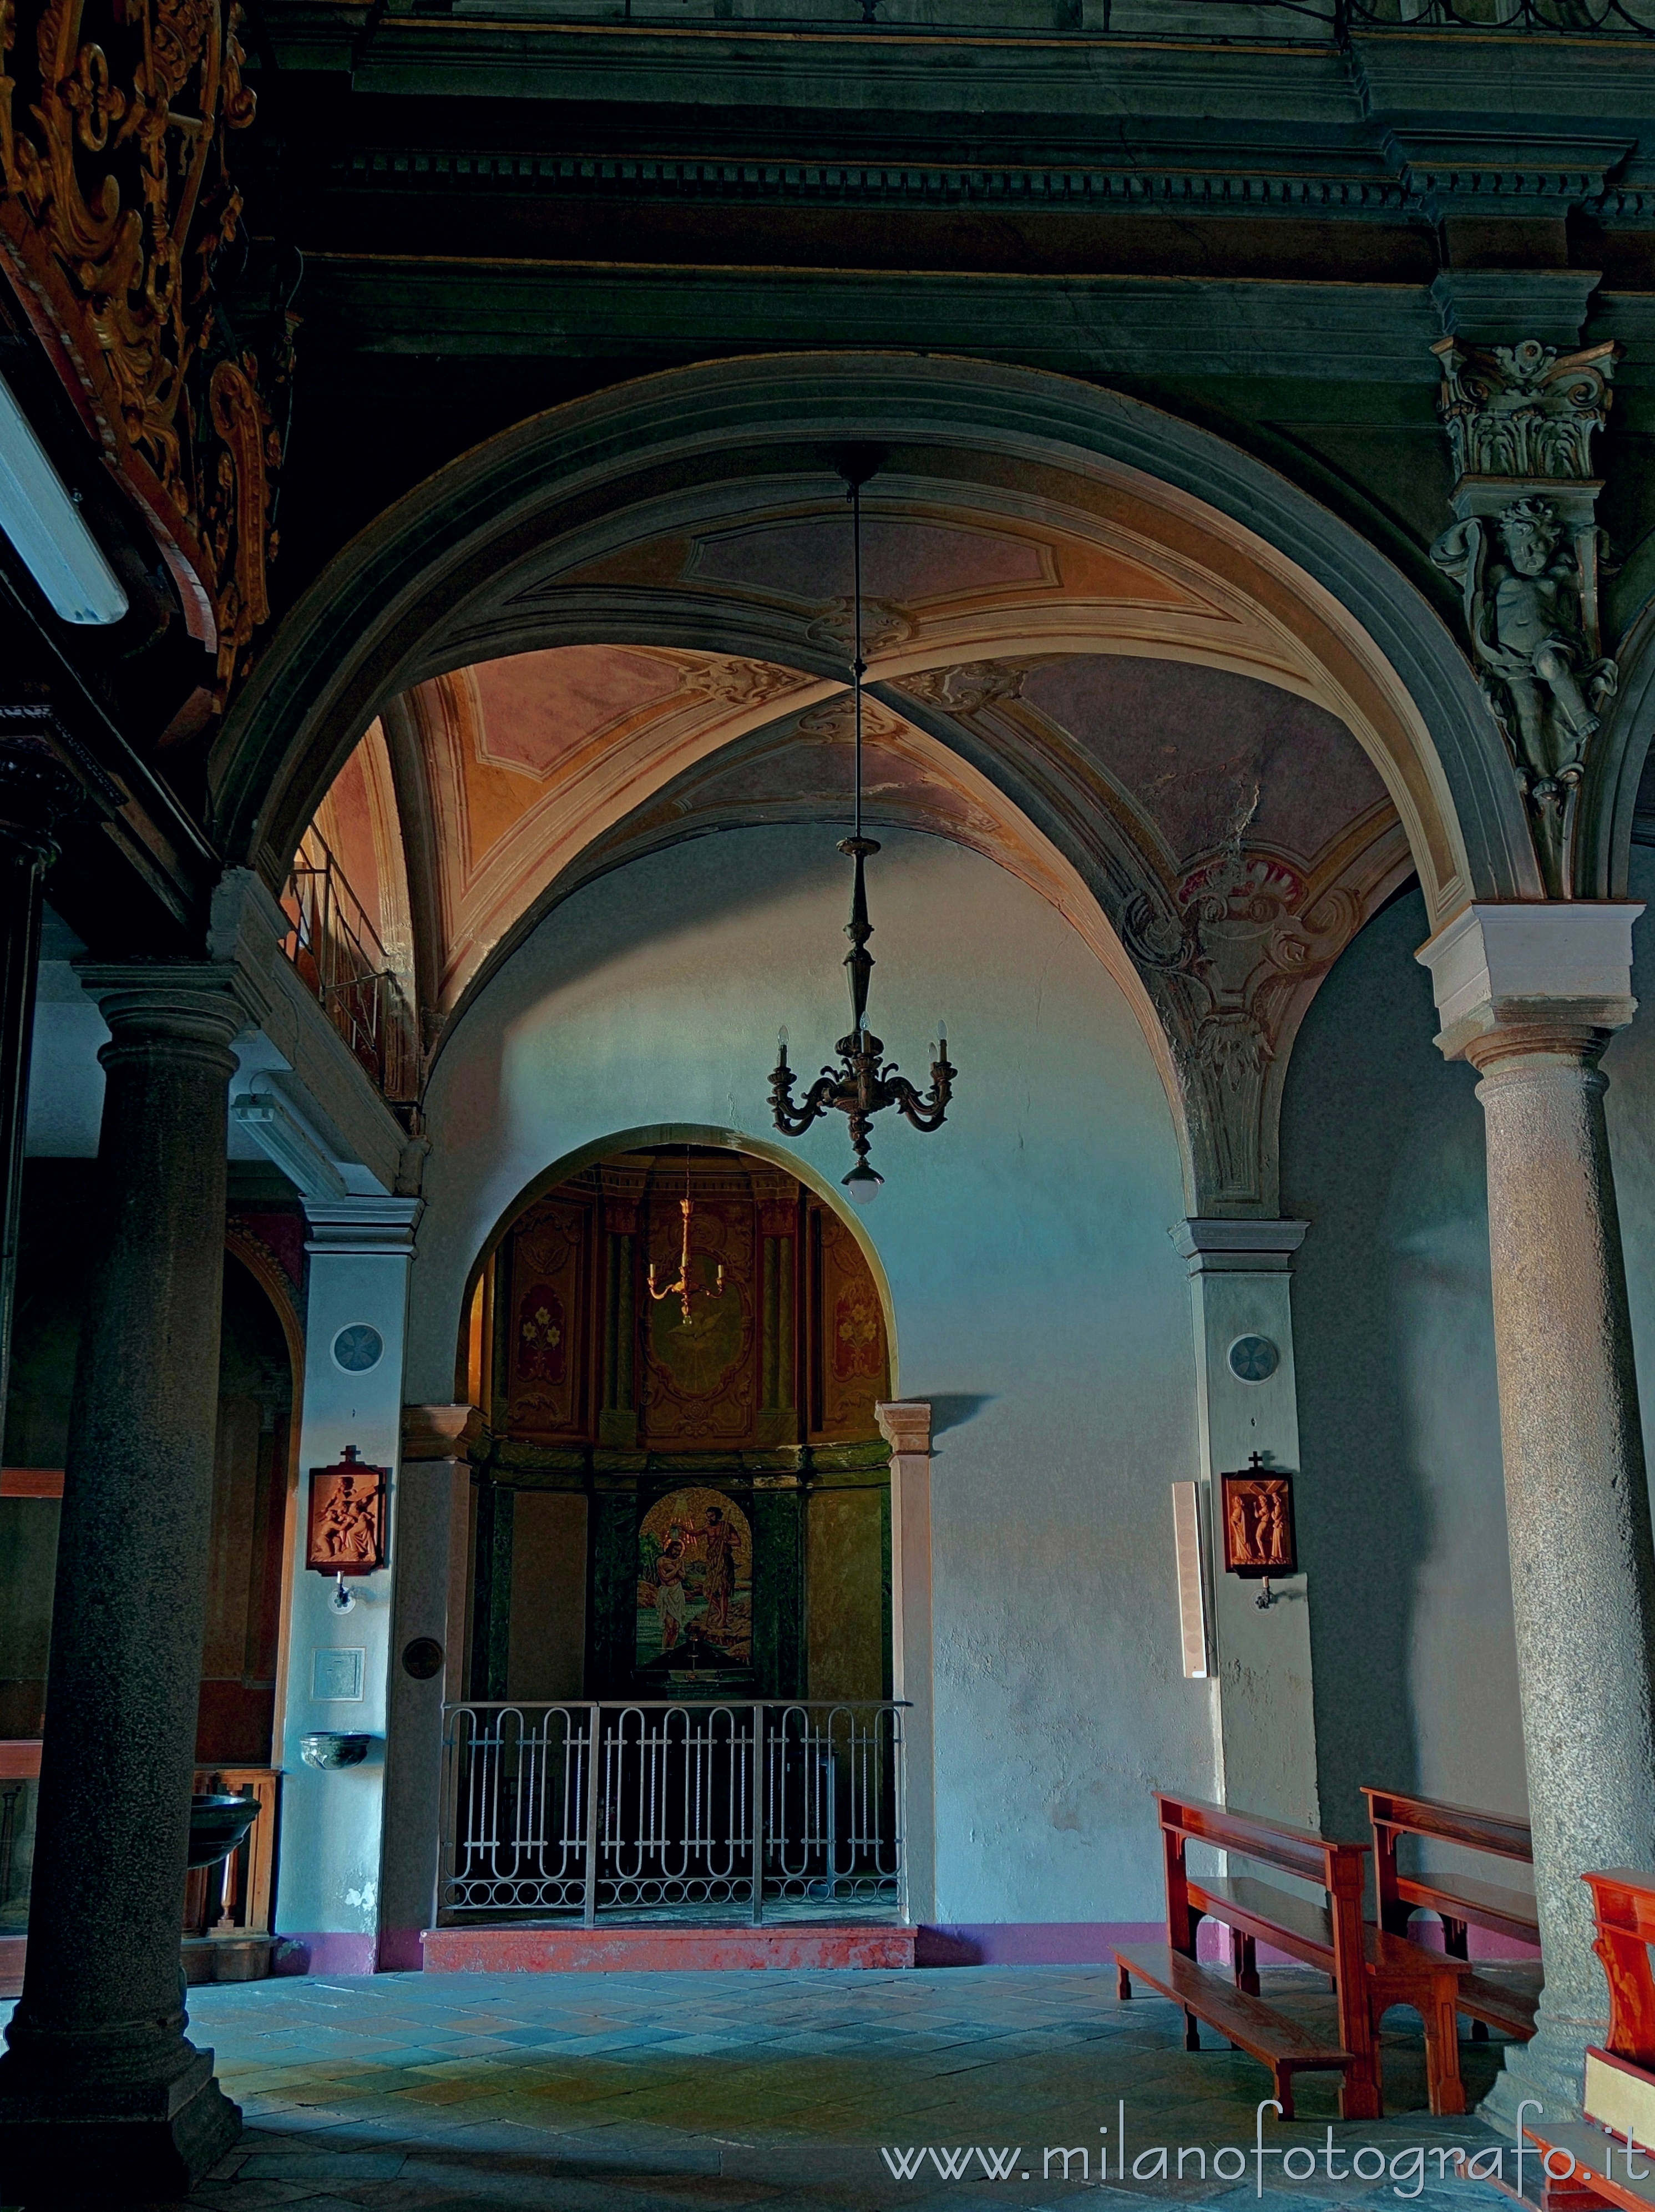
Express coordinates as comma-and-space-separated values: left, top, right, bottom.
214, 351, 1534, 922
1583, 589, 1655, 902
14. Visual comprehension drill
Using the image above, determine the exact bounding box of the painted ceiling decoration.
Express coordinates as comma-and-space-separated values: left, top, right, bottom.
301, 485, 1417, 1218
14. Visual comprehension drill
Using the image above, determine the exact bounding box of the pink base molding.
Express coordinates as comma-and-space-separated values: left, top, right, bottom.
917, 1921, 1167, 1967
377, 1927, 427, 1973
252, 1915, 1544, 1981
421, 1924, 919, 1973
915, 1918, 1541, 1968
272, 1932, 380, 1976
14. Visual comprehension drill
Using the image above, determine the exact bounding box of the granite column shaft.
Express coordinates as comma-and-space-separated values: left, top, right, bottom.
0, 968, 255, 2201
1472, 1020, 1655, 2124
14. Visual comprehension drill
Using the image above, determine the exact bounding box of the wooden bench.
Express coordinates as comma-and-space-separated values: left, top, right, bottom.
1363, 1788, 1541, 2043
1114, 1792, 1471, 2121
1519, 1871, 1655, 2212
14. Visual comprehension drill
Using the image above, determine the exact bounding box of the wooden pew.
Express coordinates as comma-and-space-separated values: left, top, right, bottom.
1114, 1792, 1470, 2121
1519, 1870, 1655, 2212
1363, 1788, 1541, 2043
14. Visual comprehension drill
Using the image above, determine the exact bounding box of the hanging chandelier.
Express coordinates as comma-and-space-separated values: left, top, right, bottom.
647, 1152, 726, 1325
768, 448, 957, 1202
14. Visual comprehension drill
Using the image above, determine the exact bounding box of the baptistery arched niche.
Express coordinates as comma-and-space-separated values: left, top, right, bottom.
464, 1144, 892, 1707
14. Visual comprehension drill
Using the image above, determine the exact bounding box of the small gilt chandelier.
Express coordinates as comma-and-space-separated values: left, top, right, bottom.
647, 1153, 725, 1325
768, 448, 957, 1202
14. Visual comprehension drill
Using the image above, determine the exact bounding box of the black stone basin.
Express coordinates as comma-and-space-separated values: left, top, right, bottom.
188, 1793, 261, 1870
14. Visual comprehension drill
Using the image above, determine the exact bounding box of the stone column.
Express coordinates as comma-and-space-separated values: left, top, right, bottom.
875, 1400, 934, 1925
1419, 901, 1655, 2125
0, 734, 79, 1428
0, 964, 261, 2203
1173, 1220, 1319, 1829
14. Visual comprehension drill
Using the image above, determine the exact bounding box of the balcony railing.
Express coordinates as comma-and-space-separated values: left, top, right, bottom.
448, 0, 1655, 37
439, 1700, 907, 1924
279, 831, 420, 1110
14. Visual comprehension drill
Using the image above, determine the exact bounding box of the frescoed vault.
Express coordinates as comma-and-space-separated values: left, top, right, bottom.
297, 474, 1415, 1216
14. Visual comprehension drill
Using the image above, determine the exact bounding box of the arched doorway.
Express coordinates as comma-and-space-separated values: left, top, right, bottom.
429, 1140, 910, 1936
461, 1141, 893, 1708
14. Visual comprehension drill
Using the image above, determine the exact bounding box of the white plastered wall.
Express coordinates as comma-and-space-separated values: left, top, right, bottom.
404, 823, 1213, 1925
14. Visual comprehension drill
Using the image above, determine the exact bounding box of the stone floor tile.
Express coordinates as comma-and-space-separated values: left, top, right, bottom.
155, 1966, 1530, 2212
237, 2154, 408, 2181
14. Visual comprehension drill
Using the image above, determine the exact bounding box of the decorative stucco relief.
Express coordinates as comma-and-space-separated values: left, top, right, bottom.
805, 599, 914, 656
899, 662, 1028, 713
905, 656, 1408, 1213
1430, 337, 1620, 899
1123, 848, 1370, 1212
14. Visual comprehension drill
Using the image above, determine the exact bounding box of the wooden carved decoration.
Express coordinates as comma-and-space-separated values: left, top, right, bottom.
305, 1447, 387, 1576
0, 0, 289, 703
1220, 1464, 1297, 1580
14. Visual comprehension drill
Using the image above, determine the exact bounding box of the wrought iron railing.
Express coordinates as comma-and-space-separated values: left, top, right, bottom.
453, 0, 1655, 37
279, 830, 420, 1109
439, 1700, 906, 1923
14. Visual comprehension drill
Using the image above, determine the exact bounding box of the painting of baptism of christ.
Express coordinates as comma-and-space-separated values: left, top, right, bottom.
636, 1488, 754, 1668
1219, 1469, 1297, 1580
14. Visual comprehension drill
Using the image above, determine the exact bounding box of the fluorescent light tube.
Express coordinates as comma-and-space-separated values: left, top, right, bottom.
0, 369, 128, 625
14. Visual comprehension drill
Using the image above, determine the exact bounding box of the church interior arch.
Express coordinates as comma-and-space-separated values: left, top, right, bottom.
458, 1139, 897, 1713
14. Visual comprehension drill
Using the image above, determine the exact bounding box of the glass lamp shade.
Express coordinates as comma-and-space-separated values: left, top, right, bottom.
842, 1161, 885, 1204
0, 371, 128, 624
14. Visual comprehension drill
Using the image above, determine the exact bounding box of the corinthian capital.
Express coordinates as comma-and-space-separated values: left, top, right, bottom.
1433, 336, 1617, 498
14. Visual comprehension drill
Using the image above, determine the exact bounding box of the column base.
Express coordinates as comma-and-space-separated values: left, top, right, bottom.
1478, 2013, 1592, 2135
0, 2044, 240, 2205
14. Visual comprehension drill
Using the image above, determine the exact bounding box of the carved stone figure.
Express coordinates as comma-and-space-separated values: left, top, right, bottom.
1431, 335, 1621, 900
1431, 498, 1617, 894
1433, 497, 1616, 785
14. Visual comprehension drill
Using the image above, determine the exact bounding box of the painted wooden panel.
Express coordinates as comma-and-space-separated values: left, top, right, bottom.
508, 1491, 588, 1700
813, 1203, 890, 1442
505, 1196, 592, 1439
640, 1195, 757, 1446
807, 1489, 886, 1702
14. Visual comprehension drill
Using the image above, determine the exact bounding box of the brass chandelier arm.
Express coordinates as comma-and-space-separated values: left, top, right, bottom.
768, 1060, 841, 1136
646, 1191, 725, 1324
886, 1063, 955, 1133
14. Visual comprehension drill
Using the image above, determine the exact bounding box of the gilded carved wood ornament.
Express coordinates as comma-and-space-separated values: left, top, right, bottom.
0, 0, 289, 707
